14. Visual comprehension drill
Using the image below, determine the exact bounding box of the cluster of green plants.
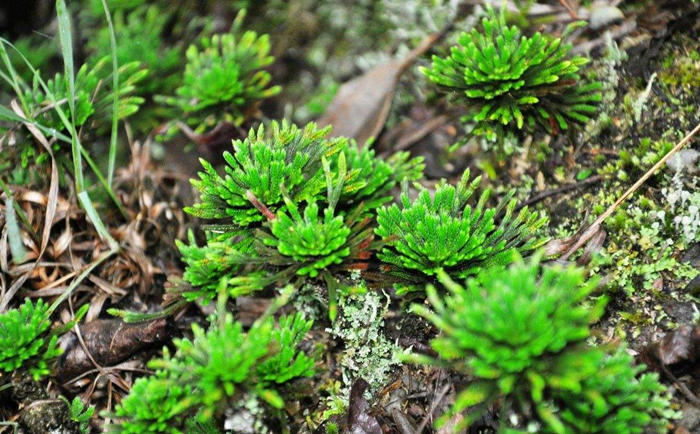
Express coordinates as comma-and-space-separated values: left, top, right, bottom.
423, 5, 602, 141
1, 1, 682, 432
0, 299, 61, 380
108, 299, 315, 433
0, 298, 89, 383
0, 2, 283, 174
0, 0, 287, 285
158, 13, 280, 133
177, 120, 423, 309
175, 120, 553, 313
405, 256, 674, 432
375, 169, 547, 291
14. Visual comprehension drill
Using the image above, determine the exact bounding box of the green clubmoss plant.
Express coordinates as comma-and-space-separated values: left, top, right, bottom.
185, 120, 421, 226
178, 120, 422, 303
109, 308, 314, 433
375, 169, 546, 290
550, 346, 674, 434
185, 121, 345, 228
160, 12, 281, 131
88, 5, 180, 95
64, 396, 96, 434
406, 256, 609, 431
178, 159, 374, 306
0, 298, 61, 380
263, 200, 351, 277
176, 233, 257, 301
110, 369, 193, 434
15, 56, 146, 134
423, 5, 602, 140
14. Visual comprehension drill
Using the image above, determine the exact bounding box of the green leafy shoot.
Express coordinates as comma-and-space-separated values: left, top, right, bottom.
256, 313, 315, 384
158, 10, 280, 131
177, 230, 257, 301
65, 396, 96, 434
185, 121, 345, 227
423, 5, 602, 140
406, 256, 608, 430
264, 200, 351, 277
0, 299, 61, 380
375, 169, 547, 289
185, 120, 423, 228
179, 153, 377, 302
22, 57, 145, 134
108, 309, 315, 433
551, 346, 675, 434
178, 120, 422, 303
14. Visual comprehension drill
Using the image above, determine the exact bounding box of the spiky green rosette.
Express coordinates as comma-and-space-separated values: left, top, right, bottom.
177, 232, 256, 301
26, 59, 145, 133
264, 201, 351, 277
185, 121, 421, 227
550, 346, 673, 434
374, 169, 546, 288
408, 257, 608, 430
185, 121, 345, 227
109, 311, 314, 433
423, 6, 602, 139
0, 298, 61, 380
161, 16, 280, 130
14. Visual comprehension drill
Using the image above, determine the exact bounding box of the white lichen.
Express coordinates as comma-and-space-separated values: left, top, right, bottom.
328, 287, 400, 394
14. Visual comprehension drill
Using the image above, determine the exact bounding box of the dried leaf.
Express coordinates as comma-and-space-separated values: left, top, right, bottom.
5, 198, 28, 264
575, 227, 606, 266
318, 33, 440, 146
348, 378, 382, 434
641, 325, 699, 367
55, 318, 168, 381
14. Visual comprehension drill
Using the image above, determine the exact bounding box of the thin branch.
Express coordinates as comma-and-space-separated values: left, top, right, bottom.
515, 175, 603, 212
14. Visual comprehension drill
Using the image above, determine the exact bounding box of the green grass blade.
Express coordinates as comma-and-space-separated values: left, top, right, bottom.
0, 41, 30, 112
4, 198, 28, 264
78, 191, 119, 250
0, 40, 128, 219
56, 0, 75, 120
56, 1, 125, 239
99, 0, 120, 186
55, 0, 84, 192
0, 104, 72, 143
